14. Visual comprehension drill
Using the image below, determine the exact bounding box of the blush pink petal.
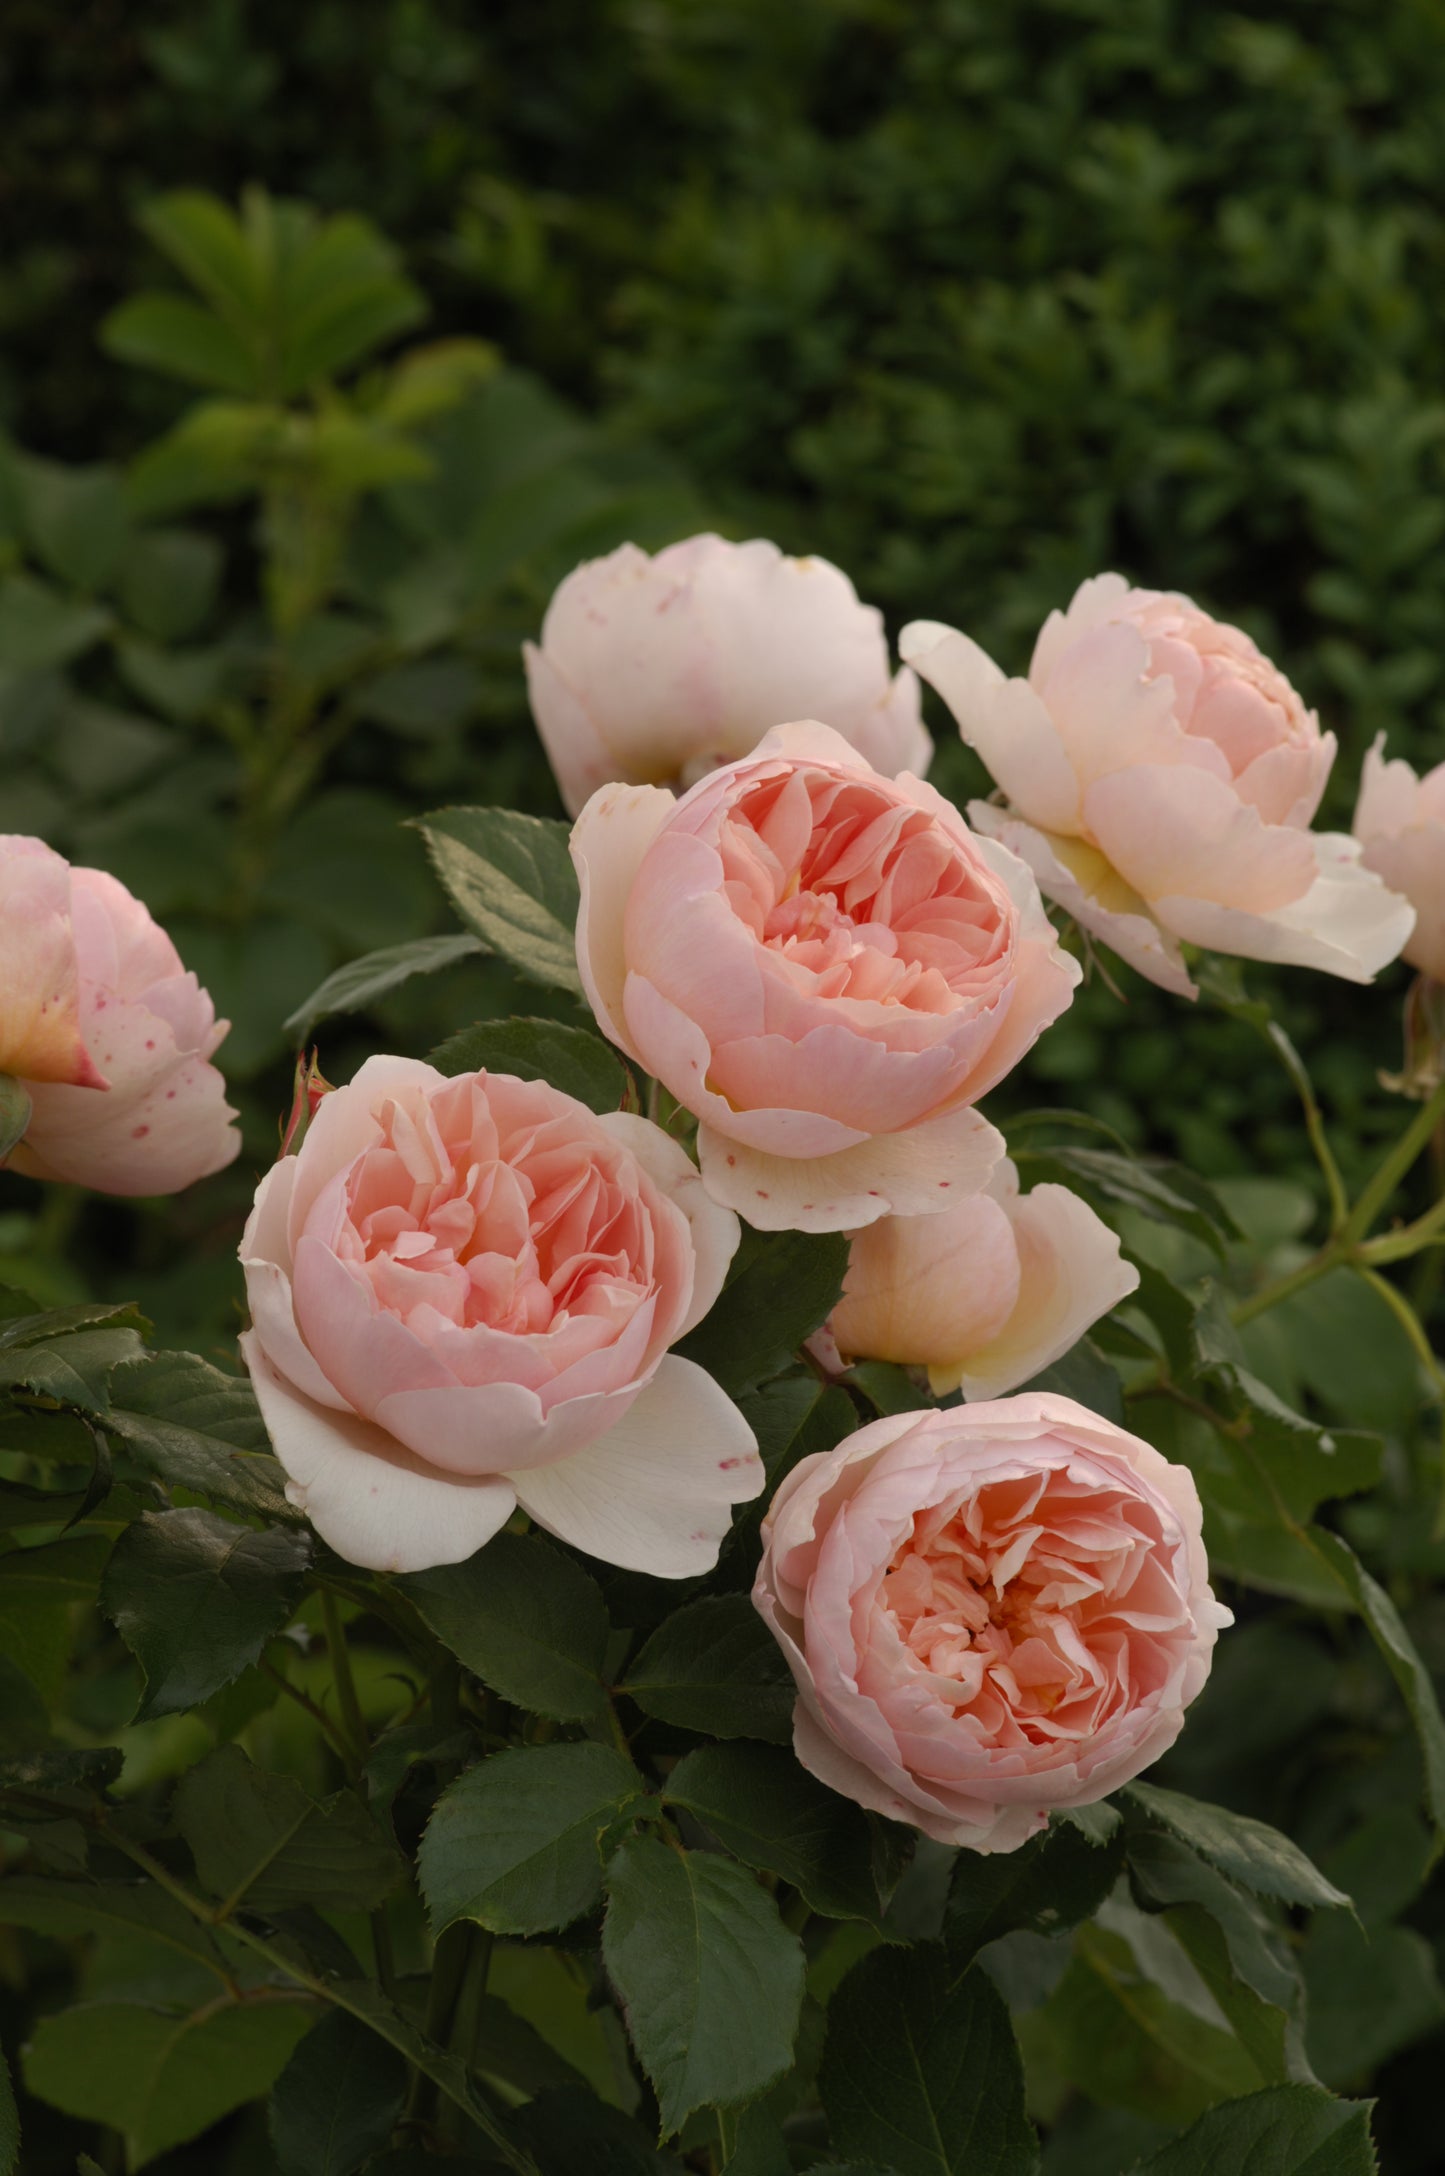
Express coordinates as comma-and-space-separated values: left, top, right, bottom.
1353, 739, 1445, 982
698, 1102, 1005, 1233
1035, 623, 1209, 797
512, 1355, 764, 1576
242, 1333, 516, 1574
241, 1163, 352, 1413
831, 1190, 1021, 1372
967, 804, 1195, 996
1155, 833, 1416, 982
0, 838, 98, 1087
941, 1181, 1139, 1400
1084, 766, 1317, 914
572, 781, 677, 1059
595, 1109, 740, 1336
523, 639, 623, 817
899, 623, 1083, 836
284, 1054, 444, 1252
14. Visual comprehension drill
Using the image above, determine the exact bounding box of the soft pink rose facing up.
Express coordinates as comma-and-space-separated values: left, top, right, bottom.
239, 1056, 763, 1577
525, 534, 931, 816
1353, 736, 1445, 985
902, 576, 1415, 996
754, 1396, 1229, 1851
1, 836, 239, 1196
829, 1160, 1139, 1398
572, 722, 1079, 1233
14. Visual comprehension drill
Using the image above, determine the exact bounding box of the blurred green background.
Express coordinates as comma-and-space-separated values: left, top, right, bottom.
2, 0, 1442, 1328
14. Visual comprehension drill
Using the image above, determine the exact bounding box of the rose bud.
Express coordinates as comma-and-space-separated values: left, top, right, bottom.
1352, 736, 1445, 984
754, 1396, 1230, 1851
902, 577, 1414, 996
525, 534, 930, 816
571, 722, 1078, 1233
829, 1161, 1138, 1397
1, 836, 239, 1196
239, 1057, 762, 1576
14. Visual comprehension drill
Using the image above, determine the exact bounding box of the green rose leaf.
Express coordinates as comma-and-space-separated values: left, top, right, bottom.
173, 1745, 404, 1915
282, 931, 487, 1043
1119, 1784, 1349, 1912
420, 1741, 644, 1936
664, 1742, 881, 1925
945, 1812, 1125, 1960
430, 1015, 628, 1113
268, 2010, 408, 2176
413, 806, 583, 992
23, 1995, 314, 2170
398, 1530, 613, 1727
1131, 2083, 1376, 2175
106, 1351, 298, 1525
0, 1079, 30, 1164
621, 1595, 796, 1744
102, 1507, 310, 1720
602, 1834, 806, 2136
818, 1944, 1038, 2176
677, 1226, 851, 1396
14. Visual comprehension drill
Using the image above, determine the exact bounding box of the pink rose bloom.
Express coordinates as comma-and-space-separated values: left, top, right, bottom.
829, 1160, 1139, 1398
754, 1396, 1230, 1851
1353, 737, 1445, 984
525, 535, 930, 816
902, 576, 1414, 996
239, 1056, 762, 1577
1, 836, 239, 1196
572, 721, 1078, 1234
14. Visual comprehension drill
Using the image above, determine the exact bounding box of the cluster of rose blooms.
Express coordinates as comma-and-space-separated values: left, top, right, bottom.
5, 538, 1444, 1852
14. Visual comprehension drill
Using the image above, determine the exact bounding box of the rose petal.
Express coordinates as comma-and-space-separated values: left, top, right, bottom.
571, 781, 677, 1061
1155, 833, 1416, 983
697, 1101, 1006, 1232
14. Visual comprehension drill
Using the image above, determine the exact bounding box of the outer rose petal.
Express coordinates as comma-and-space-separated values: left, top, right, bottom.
1084, 764, 1316, 914
697, 1101, 1006, 1233
523, 638, 626, 818
899, 622, 1083, 835
1354, 735, 1424, 838
242, 1333, 516, 1574
790, 1695, 1042, 1851
942, 1182, 1140, 1400
571, 781, 677, 1060
0, 840, 99, 1087
1155, 833, 1416, 983
1353, 737, 1445, 982
512, 1355, 763, 1576
595, 1109, 740, 1336
18, 1010, 239, 1195
241, 1160, 352, 1412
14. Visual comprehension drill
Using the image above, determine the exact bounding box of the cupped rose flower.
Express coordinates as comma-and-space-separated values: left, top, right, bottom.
525, 535, 931, 816
572, 722, 1078, 1234
1353, 736, 1445, 984
902, 575, 1415, 997
754, 1396, 1230, 1850
1, 837, 239, 1196
239, 1055, 763, 1577
828, 1160, 1139, 1398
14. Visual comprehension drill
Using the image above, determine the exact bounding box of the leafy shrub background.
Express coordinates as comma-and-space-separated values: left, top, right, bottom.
2, 6, 1445, 2169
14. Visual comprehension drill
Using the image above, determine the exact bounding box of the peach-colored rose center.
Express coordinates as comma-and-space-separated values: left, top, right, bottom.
717, 767, 1010, 1016
335, 1079, 656, 1361
878, 1466, 1181, 1749
1128, 600, 1317, 780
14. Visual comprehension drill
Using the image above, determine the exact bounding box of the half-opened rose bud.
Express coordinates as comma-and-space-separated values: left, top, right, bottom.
754, 1396, 1230, 1851
239, 1056, 762, 1577
1, 838, 239, 1195
829, 1161, 1139, 1397
572, 722, 1078, 1233
903, 577, 1415, 996
525, 535, 930, 816
1352, 736, 1445, 985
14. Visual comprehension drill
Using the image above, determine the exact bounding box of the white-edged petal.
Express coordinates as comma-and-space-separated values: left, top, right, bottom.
1155, 833, 1416, 983
697, 1102, 1006, 1233
512, 1355, 762, 1577
901, 621, 1083, 835
570, 781, 676, 1061
948, 1182, 1140, 1401
241, 1332, 516, 1574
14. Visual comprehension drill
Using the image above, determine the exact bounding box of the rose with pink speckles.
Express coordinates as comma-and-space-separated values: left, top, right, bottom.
570, 722, 1078, 1234
1, 835, 238, 1196
754, 1396, 1229, 1850
239, 1057, 761, 1575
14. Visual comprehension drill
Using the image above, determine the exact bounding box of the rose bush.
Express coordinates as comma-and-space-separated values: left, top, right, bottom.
0, 834, 239, 1195
572, 719, 1078, 1230
827, 1160, 1138, 1397
902, 575, 1415, 995
525, 533, 930, 814
1353, 737, 1445, 985
754, 1394, 1230, 1850
239, 1055, 762, 1575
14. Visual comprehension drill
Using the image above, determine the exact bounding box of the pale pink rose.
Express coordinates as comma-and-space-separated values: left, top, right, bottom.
525, 535, 930, 816
239, 1056, 762, 1577
829, 1160, 1139, 1398
2, 839, 239, 1196
902, 576, 1415, 996
571, 722, 1078, 1234
754, 1396, 1230, 1850
1353, 736, 1445, 984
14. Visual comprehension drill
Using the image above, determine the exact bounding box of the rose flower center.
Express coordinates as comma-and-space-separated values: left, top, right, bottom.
716, 766, 1011, 1015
